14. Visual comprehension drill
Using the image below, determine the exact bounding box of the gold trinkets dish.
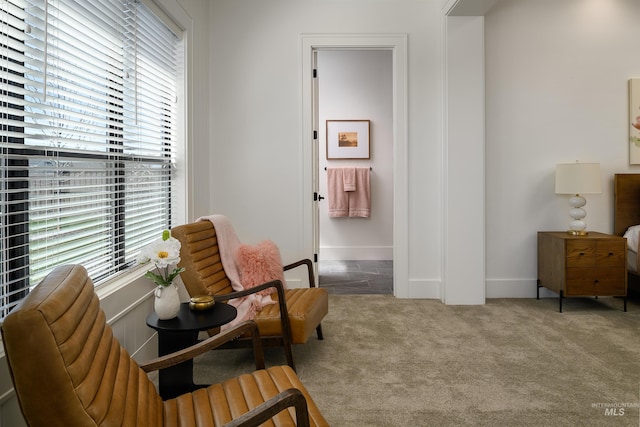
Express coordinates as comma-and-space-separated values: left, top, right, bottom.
189, 295, 215, 311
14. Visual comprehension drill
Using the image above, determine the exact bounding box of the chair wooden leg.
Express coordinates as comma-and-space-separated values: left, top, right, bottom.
316, 324, 324, 340
283, 339, 295, 371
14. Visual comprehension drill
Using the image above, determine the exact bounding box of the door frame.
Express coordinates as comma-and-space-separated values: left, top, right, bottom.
301, 34, 408, 297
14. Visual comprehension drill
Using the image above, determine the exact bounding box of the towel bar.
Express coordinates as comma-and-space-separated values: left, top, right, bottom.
324, 166, 372, 171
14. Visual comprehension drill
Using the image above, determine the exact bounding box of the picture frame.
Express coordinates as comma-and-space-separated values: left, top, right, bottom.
326, 120, 370, 159
630, 79, 640, 164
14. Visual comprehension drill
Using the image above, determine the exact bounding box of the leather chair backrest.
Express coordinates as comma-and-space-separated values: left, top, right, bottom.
171, 221, 235, 297
1, 265, 164, 427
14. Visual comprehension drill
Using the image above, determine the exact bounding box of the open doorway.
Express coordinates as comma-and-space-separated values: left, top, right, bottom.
314, 49, 394, 295
301, 34, 408, 298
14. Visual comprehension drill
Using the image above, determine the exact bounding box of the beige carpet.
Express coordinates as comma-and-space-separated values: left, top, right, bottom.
185, 295, 640, 426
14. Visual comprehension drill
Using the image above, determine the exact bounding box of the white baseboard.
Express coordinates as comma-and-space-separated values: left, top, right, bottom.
405, 279, 442, 299
319, 246, 393, 260
403, 278, 555, 301
485, 278, 556, 298
281, 278, 305, 289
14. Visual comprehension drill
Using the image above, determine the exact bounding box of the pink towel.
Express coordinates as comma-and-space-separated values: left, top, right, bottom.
197, 215, 275, 331
327, 168, 349, 217
348, 168, 370, 218
343, 167, 356, 192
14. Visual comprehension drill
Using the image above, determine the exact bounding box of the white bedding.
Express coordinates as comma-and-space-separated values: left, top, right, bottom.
623, 225, 640, 272
628, 249, 637, 273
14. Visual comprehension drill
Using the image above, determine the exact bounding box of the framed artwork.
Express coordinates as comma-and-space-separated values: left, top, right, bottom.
630, 79, 640, 164
326, 120, 370, 159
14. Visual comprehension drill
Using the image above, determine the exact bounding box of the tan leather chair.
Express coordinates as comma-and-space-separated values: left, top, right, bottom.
172, 221, 329, 370
1, 264, 329, 427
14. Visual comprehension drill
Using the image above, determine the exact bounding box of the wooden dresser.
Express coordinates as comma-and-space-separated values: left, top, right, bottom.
537, 231, 627, 312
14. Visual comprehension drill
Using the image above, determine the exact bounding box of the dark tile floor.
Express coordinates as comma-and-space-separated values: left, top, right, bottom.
318, 260, 393, 295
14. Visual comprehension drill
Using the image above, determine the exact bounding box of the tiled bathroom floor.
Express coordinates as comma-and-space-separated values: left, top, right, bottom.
318, 260, 393, 295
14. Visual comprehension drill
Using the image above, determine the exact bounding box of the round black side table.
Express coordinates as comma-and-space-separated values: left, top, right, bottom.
146, 302, 237, 399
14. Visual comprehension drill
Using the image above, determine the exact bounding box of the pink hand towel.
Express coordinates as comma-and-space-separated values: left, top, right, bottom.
343, 167, 356, 192
348, 168, 370, 218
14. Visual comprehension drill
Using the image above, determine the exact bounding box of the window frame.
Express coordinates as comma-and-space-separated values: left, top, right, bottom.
0, 0, 189, 318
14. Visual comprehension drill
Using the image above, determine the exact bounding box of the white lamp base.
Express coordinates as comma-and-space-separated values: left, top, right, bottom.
567, 195, 588, 236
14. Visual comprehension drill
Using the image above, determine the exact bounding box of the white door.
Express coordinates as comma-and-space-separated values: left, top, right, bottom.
311, 49, 321, 281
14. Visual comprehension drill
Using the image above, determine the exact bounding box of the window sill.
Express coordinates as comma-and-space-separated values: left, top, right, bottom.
95, 265, 149, 300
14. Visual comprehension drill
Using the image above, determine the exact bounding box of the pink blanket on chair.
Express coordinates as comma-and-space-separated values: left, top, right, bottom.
197, 215, 275, 330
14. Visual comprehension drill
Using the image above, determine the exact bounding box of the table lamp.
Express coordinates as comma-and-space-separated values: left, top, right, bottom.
555, 162, 601, 236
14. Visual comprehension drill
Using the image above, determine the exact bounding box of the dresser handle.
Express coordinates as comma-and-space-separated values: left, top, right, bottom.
579, 252, 584, 256
594, 279, 599, 285
609, 252, 613, 256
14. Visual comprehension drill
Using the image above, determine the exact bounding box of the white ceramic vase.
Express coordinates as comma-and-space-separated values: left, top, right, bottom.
154, 283, 180, 320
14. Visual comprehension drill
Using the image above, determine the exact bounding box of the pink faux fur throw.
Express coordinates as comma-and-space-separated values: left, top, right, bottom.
236, 240, 287, 296
196, 215, 276, 330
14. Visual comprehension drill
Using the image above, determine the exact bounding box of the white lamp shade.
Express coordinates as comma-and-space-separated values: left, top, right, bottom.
555, 163, 601, 195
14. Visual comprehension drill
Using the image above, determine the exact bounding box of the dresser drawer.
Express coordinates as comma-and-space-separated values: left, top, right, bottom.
566, 240, 595, 267
565, 267, 627, 296
596, 240, 626, 267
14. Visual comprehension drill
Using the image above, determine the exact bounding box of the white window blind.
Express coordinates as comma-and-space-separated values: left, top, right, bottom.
0, 0, 181, 318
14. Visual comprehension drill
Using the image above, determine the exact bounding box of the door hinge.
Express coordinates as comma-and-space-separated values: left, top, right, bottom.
313, 69, 317, 78
314, 253, 318, 263
314, 192, 318, 201
313, 130, 318, 140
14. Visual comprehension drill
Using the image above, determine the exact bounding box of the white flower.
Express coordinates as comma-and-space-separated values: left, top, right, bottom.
137, 230, 185, 287
139, 237, 181, 268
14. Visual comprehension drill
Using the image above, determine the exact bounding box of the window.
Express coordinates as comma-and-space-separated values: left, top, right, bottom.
0, 0, 183, 318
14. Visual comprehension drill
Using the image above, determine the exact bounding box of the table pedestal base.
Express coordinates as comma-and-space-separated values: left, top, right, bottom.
157, 330, 206, 399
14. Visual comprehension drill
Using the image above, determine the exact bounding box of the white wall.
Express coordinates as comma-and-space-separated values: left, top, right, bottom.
484, 0, 640, 297
208, 0, 640, 299
444, 14, 486, 304
318, 50, 394, 261
208, 0, 442, 296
